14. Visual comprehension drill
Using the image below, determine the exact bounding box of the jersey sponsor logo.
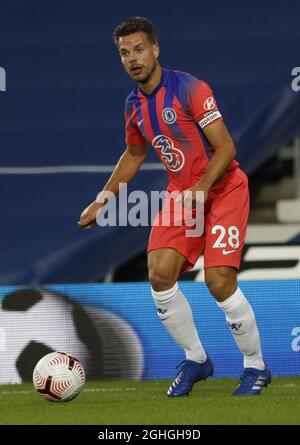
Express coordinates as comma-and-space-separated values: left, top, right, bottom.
152, 135, 185, 172
203, 96, 216, 111
162, 107, 177, 124
198, 111, 222, 129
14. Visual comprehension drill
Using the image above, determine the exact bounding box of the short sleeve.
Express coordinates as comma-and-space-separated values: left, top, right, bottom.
188, 80, 223, 129
125, 105, 145, 146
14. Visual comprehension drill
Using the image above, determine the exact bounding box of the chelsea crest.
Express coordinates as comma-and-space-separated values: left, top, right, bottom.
162, 107, 177, 124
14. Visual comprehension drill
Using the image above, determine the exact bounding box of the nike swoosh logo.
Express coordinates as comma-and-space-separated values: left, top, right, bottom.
137, 119, 144, 127
222, 249, 236, 255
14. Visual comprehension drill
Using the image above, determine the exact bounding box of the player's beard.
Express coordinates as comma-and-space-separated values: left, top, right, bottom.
135, 60, 157, 85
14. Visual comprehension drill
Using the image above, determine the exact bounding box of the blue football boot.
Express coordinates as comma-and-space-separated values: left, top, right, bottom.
232, 365, 272, 396
167, 357, 214, 397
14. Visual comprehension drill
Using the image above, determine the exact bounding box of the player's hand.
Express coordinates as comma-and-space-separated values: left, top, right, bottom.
78, 201, 103, 229
177, 182, 209, 208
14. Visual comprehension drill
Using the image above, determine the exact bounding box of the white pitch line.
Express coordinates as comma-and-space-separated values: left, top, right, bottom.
0, 383, 297, 396
0, 390, 32, 395
0, 387, 137, 396
83, 387, 137, 392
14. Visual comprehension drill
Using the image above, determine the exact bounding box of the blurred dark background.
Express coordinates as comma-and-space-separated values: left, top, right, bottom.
0, 0, 300, 285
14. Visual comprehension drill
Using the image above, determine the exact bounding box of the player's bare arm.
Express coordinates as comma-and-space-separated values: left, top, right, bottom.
78, 140, 147, 229
183, 121, 236, 204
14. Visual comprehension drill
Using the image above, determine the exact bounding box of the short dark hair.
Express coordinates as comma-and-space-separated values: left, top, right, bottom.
113, 17, 158, 47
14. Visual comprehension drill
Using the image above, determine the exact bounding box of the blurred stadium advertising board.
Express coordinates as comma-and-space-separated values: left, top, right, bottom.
0, 281, 299, 384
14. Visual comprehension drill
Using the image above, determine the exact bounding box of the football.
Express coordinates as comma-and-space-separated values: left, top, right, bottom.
33, 351, 85, 402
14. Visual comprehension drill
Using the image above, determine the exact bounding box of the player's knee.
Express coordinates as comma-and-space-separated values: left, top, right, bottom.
205, 269, 237, 301
206, 278, 235, 301
148, 266, 177, 292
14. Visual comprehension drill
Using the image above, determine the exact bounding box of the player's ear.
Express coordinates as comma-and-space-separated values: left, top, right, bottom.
153, 42, 160, 59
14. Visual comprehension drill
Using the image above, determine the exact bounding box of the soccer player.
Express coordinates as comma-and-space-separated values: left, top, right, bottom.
78, 17, 271, 396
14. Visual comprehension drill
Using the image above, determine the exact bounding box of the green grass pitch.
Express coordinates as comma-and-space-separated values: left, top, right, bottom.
1, 377, 300, 425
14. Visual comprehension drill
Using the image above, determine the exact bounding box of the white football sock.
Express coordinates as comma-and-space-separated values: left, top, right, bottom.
151, 283, 207, 363
217, 287, 265, 370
